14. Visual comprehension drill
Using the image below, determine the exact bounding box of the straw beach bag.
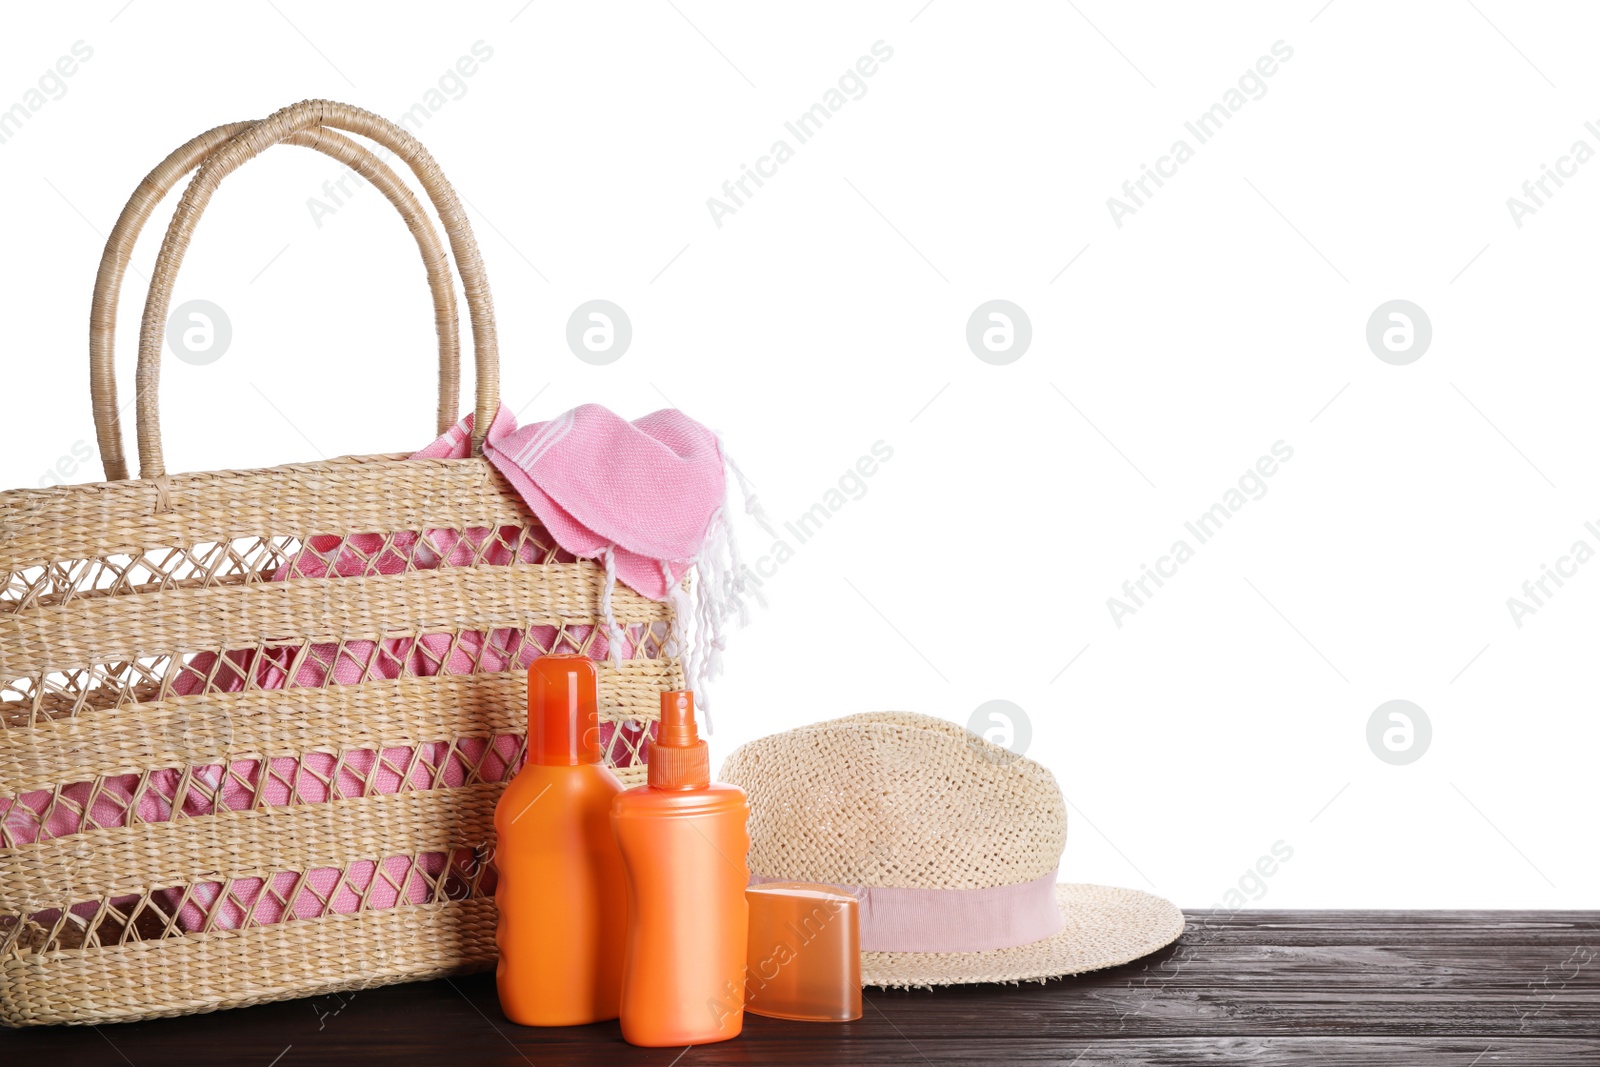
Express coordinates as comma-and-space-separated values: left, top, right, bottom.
0, 101, 681, 1026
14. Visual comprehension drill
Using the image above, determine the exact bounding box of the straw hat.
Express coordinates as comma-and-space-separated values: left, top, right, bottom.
719, 711, 1184, 988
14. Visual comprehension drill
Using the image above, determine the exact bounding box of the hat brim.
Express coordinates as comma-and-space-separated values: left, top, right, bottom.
861, 882, 1184, 988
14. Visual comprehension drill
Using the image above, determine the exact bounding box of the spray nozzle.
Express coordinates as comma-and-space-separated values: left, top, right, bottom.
649, 690, 710, 789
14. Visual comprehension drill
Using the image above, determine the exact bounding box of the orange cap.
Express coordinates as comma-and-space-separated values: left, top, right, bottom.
648, 690, 710, 789
528, 655, 602, 766
744, 882, 861, 1022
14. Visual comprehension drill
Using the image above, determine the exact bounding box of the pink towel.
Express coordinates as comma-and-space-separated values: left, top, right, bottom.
470, 403, 726, 600
469, 402, 767, 701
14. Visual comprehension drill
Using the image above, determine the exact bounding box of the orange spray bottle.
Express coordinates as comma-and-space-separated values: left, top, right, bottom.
493, 654, 626, 1026
612, 690, 750, 1047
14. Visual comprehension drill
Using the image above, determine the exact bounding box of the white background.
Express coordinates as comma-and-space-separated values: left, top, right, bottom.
2, 1, 1595, 910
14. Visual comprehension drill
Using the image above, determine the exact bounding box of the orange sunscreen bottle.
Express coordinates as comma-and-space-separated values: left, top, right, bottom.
612, 691, 750, 1047
493, 654, 626, 1026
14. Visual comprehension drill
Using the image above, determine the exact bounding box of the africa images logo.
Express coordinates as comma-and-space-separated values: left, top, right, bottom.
0, 40, 94, 147
1105, 40, 1294, 228
705, 41, 895, 228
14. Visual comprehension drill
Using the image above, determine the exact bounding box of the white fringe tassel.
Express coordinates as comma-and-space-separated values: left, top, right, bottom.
722, 442, 777, 541
600, 545, 628, 668
594, 445, 767, 734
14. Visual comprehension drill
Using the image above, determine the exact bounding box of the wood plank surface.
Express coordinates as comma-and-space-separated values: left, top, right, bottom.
1, 910, 1595, 1065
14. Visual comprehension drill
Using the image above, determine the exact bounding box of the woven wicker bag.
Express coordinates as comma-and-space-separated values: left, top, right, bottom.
0, 100, 681, 1027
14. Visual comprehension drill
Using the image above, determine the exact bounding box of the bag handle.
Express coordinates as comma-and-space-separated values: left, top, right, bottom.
91, 118, 465, 481
134, 100, 499, 480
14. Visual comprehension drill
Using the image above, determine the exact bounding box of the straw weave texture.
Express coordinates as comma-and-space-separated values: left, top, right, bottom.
0, 101, 682, 1026
720, 713, 1185, 987
861, 883, 1186, 988
721, 714, 1067, 890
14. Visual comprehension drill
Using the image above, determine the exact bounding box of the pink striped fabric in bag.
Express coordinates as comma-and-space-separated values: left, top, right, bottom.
2, 402, 763, 934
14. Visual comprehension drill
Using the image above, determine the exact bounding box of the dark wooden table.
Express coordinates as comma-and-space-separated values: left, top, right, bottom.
3, 911, 1596, 1065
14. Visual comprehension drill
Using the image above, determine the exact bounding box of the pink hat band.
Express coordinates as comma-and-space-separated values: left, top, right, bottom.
751, 868, 1064, 953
